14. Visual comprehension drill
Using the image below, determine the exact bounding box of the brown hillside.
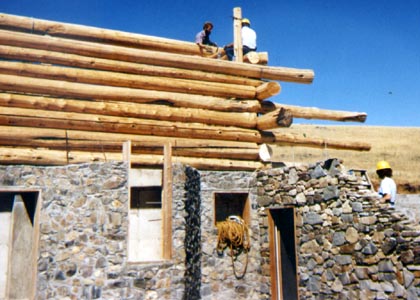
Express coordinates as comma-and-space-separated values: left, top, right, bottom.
272, 124, 420, 194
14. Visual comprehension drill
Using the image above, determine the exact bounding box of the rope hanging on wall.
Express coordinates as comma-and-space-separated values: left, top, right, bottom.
216, 215, 250, 279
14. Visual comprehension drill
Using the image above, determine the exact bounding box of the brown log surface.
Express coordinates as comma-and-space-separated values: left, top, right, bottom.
0, 126, 259, 149
0, 29, 315, 83
0, 13, 373, 170
0, 45, 264, 86
0, 61, 257, 99
0, 93, 258, 128
0, 147, 266, 170
0, 107, 371, 151
0, 13, 269, 64
261, 102, 367, 123
0, 74, 261, 112
257, 108, 293, 130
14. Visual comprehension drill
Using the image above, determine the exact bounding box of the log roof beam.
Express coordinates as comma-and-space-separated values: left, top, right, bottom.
0, 45, 264, 87
0, 29, 315, 83
0, 13, 269, 63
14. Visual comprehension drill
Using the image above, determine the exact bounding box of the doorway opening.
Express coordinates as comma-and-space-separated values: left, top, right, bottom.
269, 207, 298, 300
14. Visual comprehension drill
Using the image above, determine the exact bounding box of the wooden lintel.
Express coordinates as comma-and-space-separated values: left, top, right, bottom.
0, 147, 267, 171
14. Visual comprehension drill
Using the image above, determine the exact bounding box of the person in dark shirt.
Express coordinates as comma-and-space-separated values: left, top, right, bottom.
195, 21, 218, 56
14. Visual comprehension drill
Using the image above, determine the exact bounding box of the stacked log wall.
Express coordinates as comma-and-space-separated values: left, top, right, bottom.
0, 13, 370, 170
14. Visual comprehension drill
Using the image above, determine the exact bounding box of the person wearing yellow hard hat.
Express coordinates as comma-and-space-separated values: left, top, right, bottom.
223, 17, 257, 61
376, 160, 397, 208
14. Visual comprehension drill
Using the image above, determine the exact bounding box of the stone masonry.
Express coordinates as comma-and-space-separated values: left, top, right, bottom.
1, 159, 420, 299
255, 159, 420, 299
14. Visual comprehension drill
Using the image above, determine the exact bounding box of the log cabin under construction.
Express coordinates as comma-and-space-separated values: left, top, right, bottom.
3, 11, 420, 300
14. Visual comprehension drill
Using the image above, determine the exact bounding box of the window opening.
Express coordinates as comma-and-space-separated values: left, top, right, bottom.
214, 192, 250, 225
214, 192, 251, 279
129, 186, 163, 262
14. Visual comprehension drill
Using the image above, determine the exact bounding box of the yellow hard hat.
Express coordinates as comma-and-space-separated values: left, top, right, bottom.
241, 18, 251, 25
376, 160, 391, 171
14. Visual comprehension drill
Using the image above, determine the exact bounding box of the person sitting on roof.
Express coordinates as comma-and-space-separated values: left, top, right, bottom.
195, 21, 217, 48
223, 18, 257, 61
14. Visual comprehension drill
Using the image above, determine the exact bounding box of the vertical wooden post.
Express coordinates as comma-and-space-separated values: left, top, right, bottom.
8, 195, 33, 299
233, 7, 243, 62
122, 140, 131, 166
162, 142, 173, 259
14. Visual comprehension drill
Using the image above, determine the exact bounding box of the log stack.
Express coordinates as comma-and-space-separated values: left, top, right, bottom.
0, 13, 370, 170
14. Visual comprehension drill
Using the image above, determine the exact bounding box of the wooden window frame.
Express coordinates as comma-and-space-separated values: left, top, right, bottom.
126, 142, 173, 263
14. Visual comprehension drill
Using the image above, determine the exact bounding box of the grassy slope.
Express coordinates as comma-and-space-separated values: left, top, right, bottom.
271, 125, 420, 193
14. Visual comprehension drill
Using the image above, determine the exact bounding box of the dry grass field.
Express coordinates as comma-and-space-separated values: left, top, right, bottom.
271, 125, 420, 194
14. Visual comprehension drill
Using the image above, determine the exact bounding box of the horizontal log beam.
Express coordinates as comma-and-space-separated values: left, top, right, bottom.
0, 138, 260, 160
0, 74, 261, 112
256, 108, 293, 130
0, 93, 257, 128
271, 131, 370, 151
255, 82, 281, 101
0, 13, 203, 55
0, 126, 259, 149
243, 51, 268, 64
261, 101, 367, 123
0, 107, 371, 151
0, 29, 314, 83
0, 106, 263, 143
0, 13, 270, 64
0, 45, 263, 87
0, 61, 258, 99
0, 147, 266, 171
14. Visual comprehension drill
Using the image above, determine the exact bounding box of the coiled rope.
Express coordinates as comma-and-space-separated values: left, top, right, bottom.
216, 216, 250, 279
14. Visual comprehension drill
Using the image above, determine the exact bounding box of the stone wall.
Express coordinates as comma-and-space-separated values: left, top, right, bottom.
0, 162, 194, 300
1, 160, 420, 299
0, 162, 130, 299
198, 170, 265, 300
255, 159, 420, 299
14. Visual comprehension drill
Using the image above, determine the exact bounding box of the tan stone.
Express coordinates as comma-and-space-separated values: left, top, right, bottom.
372, 231, 385, 243
301, 240, 320, 253
363, 255, 380, 265
342, 201, 352, 214
360, 216, 377, 225
56, 251, 72, 262
345, 227, 359, 244
112, 200, 123, 208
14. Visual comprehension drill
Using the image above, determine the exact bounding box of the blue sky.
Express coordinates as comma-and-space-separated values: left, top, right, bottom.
1, 0, 420, 127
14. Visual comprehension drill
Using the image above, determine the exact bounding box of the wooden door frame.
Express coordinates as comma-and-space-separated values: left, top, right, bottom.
268, 207, 299, 300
